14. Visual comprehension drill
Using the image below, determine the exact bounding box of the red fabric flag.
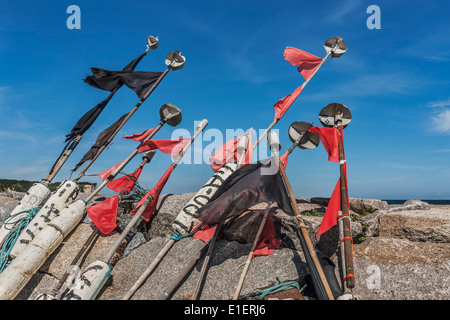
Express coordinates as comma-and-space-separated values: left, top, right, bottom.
192, 224, 218, 243
308, 126, 341, 163
316, 127, 350, 237
97, 160, 124, 181
106, 165, 143, 194
107, 127, 156, 149
279, 150, 289, 169
87, 195, 119, 235
130, 165, 175, 222
272, 47, 322, 121
209, 129, 253, 172
138, 138, 190, 157
284, 47, 323, 80
253, 213, 282, 257
273, 86, 303, 122
123, 127, 155, 142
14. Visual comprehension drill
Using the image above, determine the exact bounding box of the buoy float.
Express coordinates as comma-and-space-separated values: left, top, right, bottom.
0, 183, 51, 247
9, 180, 80, 259
0, 199, 86, 300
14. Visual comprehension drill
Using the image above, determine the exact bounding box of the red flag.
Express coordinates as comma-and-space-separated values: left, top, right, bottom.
316, 127, 350, 236
209, 129, 253, 172
272, 47, 322, 121
107, 127, 156, 149
192, 224, 218, 243
138, 138, 190, 157
87, 195, 119, 235
284, 47, 323, 80
97, 160, 124, 181
273, 86, 303, 122
308, 126, 341, 163
107, 165, 143, 194
130, 165, 175, 222
253, 213, 282, 257
123, 127, 155, 142
279, 150, 289, 169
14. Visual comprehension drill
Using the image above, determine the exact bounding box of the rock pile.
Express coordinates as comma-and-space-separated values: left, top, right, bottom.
1, 191, 449, 300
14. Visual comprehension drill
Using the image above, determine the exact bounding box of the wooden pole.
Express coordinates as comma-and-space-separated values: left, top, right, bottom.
272, 145, 335, 300
337, 124, 355, 289
232, 203, 272, 300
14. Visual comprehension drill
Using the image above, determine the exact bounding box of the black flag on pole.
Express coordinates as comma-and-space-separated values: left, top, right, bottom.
64, 95, 112, 143
71, 113, 128, 172
197, 158, 295, 225
64, 51, 149, 144
84, 69, 163, 99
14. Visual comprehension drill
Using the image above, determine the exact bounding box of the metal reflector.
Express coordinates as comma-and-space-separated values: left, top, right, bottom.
165, 50, 186, 70
324, 36, 347, 58
288, 121, 320, 149
159, 103, 182, 127
319, 103, 352, 128
147, 36, 159, 50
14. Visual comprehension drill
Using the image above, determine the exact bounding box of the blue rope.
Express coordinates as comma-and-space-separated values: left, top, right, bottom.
170, 224, 205, 241
0, 206, 42, 273
254, 275, 301, 300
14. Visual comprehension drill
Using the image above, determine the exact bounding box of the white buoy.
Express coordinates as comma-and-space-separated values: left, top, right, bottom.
172, 162, 239, 235
10, 180, 80, 258
0, 199, 86, 300
0, 183, 51, 247
62, 260, 111, 300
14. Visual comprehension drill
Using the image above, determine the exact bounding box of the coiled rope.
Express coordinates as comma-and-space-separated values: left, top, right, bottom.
0, 206, 42, 273
254, 275, 301, 300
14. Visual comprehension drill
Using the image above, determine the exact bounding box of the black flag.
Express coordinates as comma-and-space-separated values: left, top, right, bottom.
197, 158, 295, 225
84, 69, 163, 99
72, 113, 128, 172
64, 95, 112, 143
64, 51, 148, 144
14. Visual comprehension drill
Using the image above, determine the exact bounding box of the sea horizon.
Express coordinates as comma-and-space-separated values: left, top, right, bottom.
383, 199, 450, 205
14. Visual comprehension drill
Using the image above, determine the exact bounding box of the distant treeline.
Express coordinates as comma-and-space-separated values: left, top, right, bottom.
0, 179, 95, 193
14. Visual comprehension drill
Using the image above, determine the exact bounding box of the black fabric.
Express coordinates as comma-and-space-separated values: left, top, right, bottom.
316, 250, 344, 299
64, 95, 112, 143
197, 158, 295, 225
84, 69, 163, 99
72, 113, 128, 172
64, 51, 147, 143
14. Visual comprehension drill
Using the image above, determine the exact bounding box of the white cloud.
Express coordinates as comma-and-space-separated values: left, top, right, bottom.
428, 98, 450, 134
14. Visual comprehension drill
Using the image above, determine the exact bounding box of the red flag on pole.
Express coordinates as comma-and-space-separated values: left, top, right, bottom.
106, 165, 143, 194
209, 129, 253, 172
315, 127, 350, 236
138, 138, 190, 157
284, 47, 323, 80
123, 127, 155, 142
308, 126, 341, 163
130, 165, 175, 222
87, 195, 119, 234
253, 213, 282, 257
192, 224, 219, 243
97, 160, 124, 181
107, 127, 156, 149
273, 47, 323, 122
279, 150, 289, 169
273, 86, 304, 122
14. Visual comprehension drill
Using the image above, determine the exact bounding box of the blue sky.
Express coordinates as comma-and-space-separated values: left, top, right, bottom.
0, 0, 449, 200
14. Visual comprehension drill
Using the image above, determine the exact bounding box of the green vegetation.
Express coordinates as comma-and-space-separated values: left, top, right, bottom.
0, 179, 95, 193
304, 208, 323, 216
